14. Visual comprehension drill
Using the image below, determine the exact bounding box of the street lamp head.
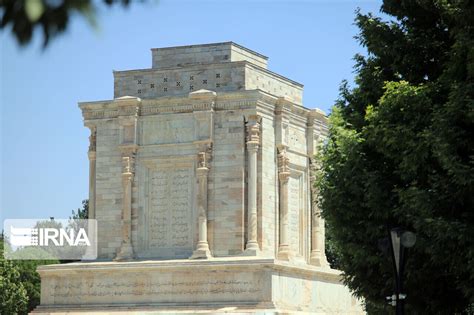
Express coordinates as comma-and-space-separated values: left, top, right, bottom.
401, 231, 416, 248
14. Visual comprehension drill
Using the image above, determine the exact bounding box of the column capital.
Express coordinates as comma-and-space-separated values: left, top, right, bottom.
277, 145, 290, 175
246, 115, 261, 145
87, 127, 97, 153
278, 171, 291, 182
122, 155, 135, 177
84, 123, 97, 131
197, 167, 210, 175
88, 151, 96, 161
197, 144, 212, 170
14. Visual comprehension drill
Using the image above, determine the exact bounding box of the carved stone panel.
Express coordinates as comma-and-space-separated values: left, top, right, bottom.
288, 174, 303, 256
288, 126, 306, 154
139, 161, 195, 259
140, 115, 196, 145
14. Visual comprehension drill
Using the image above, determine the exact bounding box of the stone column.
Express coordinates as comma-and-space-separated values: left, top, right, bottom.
277, 145, 292, 260
83, 125, 97, 260
87, 125, 97, 220
115, 151, 136, 261
191, 146, 212, 259
307, 110, 329, 267
244, 115, 261, 255
114, 97, 140, 261
309, 158, 329, 267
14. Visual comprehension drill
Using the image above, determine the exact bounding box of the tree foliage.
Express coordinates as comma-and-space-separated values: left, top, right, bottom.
0, 0, 137, 47
1, 233, 59, 314
71, 199, 89, 220
318, 0, 473, 313
0, 236, 28, 315
15, 258, 59, 312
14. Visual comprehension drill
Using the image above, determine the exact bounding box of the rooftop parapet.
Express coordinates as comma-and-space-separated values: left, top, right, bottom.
151, 42, 268, 69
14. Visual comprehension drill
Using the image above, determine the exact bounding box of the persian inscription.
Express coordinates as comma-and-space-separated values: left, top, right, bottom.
42, 272, 264, 305
148, 168, 192, 252
48, 278, 260, 299
289, 176, 302, 255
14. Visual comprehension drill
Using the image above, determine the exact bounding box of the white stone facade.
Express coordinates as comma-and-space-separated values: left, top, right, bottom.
35, 42, 364, 314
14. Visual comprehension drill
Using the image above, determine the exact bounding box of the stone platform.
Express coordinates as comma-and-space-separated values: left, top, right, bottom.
33, 257, 364, 314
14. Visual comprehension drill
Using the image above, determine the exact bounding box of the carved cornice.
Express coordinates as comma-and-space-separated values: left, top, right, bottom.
83, 109, 119, 120
78, 90, 329, 144
80, 91, 271, 121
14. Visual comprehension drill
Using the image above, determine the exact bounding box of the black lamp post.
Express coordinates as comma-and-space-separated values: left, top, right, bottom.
386, 228, 416, 315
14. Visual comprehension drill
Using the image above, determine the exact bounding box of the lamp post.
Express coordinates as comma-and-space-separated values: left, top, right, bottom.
385, 228, 416, 315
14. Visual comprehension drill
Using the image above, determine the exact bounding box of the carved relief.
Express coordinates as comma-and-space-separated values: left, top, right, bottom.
45, 274, 262, 303
147, 167, 193, 255
246, 116, 261, 144
288, 175, 302, 256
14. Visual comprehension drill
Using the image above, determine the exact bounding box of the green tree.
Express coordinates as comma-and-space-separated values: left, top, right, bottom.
15, 258, 59, 313
71, 199, 89, 220
0, 0, 138, 48
0, 235, 28, 315
2, 232, 59, 313
318, 0, 473, 313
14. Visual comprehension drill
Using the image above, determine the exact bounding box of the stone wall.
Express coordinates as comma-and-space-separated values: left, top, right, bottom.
151, 42, 269, 69
80, 90, 328, 261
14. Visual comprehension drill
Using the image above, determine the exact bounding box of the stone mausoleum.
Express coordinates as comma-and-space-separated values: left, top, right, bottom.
35, 42, 364, 314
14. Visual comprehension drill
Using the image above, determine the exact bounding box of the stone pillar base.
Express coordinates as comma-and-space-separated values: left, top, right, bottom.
310, 253, 330, 268
190, 248, 212, 259
114, 244, 134, 261
277, 244, 292, 261
277, 251, 292, 261
241, 248, 260, 256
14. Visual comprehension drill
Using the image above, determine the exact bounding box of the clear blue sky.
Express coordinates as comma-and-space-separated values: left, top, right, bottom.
1, 0, 382, 225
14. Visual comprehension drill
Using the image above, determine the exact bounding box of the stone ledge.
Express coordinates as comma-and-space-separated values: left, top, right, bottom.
37, 257, 341, 282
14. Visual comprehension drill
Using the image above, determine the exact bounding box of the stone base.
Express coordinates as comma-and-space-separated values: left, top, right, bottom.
189, 248, 212, 259
33, 258, 364, 314
114, 243, 134, 261
310, 256, 330, 269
